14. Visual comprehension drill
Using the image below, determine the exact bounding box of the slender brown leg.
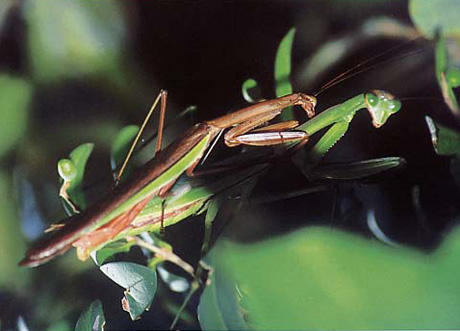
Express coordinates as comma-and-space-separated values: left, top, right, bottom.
115, 90, 169, 185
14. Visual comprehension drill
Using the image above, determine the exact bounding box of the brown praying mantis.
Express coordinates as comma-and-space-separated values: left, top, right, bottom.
20, 91, 321, 267
20, 88, 401, 268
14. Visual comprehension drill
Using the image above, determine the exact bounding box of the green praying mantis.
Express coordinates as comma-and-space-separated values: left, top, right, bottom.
20, 88, 401, 268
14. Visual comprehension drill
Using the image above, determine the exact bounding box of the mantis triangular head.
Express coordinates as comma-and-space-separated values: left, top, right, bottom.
365, 90, 402, 128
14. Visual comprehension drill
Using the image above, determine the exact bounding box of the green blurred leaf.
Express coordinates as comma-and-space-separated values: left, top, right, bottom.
217, 227, 460, 329
75, 300, 105, 331
61, 143, 94, 213
435, 35, 459, 113
410, 0, 460, 39
0, 75, 32, 158
100, 262, 157, 320
0, 170, 28, 289
110, 125, 139, 180
25, 0, 127, 83
310, 157, 406, 180
275, 28, 295, 120
198, 250, 248, 331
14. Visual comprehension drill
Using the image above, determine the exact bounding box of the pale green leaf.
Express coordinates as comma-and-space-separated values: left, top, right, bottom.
410, 0, 460, 39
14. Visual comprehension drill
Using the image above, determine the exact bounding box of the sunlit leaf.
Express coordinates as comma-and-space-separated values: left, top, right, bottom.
75, 300, 105, 331
100, 262, 157, 320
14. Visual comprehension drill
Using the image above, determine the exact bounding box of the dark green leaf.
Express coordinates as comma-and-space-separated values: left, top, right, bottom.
110, 125, 139, 179
218, 226, 460, 329
100, 262, 157, 320
310, 157, 406, 180
431, 121, 460, 156
75, 300, 105, 331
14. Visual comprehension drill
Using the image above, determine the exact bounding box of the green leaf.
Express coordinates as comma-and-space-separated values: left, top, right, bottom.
409, 0, 460, 39
241, 78, 260, 103
110, 125, 139, 178
100, 262, 157, 320
201, 199, 220, 256
25, 0, 127, 84
435, 35, 459, 113
275, 28, 295, 121
217, 226, 460, 329
310, 157, 406, 180
61, 143, 94, 212
92, 240, 136, 266
198, 251, 248, 331
75, 300, 105, 331
429, 120, 460, 156
0, 75, 32, 158
0, 171, 28, 289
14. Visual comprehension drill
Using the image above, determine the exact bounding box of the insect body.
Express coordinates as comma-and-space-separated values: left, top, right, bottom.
20, 92, 316, 267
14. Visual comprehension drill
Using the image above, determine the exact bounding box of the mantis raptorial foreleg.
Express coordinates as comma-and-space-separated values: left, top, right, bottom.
296, 90, 401, 172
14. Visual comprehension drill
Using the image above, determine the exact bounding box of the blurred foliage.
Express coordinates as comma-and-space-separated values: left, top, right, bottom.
409, 0, 460, 39
0, 76, 31, 158
198, 251, 248, 331
25, 0, 127, 84
214, 226, 460, 330
0, 76, 31, 291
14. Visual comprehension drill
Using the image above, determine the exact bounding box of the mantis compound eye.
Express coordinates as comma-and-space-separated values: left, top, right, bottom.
365, 93, 379, 108
388, 99, 402, 113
